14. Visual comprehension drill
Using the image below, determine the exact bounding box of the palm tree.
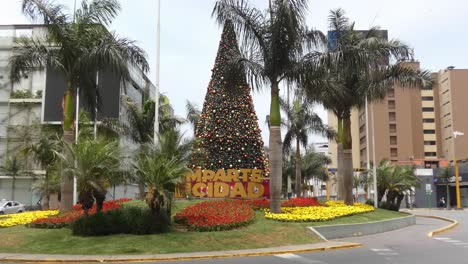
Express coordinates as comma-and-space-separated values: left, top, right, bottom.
301, 148, 331, 197
375, 159, 418, 211
303, 9, 432, 205
22, 133, 61, 209
1, 157, 22, 200
58, 138, 120, 215
437, 166, 453, 209
121, 97, 183, 198
212, 0, 325, 212
134, 129, 191, 216
282, 97, 334, 197
11, 0, 149, 212
185, 100, 201, 136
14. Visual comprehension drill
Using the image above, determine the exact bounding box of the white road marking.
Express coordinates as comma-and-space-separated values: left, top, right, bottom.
434, 237, 451, 240
274, 253, 326, 263
371, 248, 392, 252
465, 246, 468, 248
275, 253, 302, 259
377, 252, 399, 256
454, 243, 468, 245
446, 240, 462, 243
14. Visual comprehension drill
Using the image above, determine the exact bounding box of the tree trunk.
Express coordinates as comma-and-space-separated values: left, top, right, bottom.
295, 138, 302, 198
269, 82, 282, 213
395, 193, 404, 211
342, 111, 354, 205
337, 143, 344, 200
60, 87, 75, 212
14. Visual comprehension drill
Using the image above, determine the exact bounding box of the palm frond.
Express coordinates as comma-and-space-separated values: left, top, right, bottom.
75, 0, 121, 26
9, 37, 64, 83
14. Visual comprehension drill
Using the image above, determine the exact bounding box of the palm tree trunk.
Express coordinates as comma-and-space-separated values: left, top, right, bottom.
295, 138, 302, 198
342, 111, 354, 205
60, 87, 75, 212
269, 82, 282, 213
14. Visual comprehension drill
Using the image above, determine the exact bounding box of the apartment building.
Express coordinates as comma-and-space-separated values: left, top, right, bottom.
0, 25, 155, 204
437, 68, 468, 162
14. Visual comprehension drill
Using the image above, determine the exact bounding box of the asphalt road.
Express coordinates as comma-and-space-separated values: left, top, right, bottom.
141, 210, 468, 264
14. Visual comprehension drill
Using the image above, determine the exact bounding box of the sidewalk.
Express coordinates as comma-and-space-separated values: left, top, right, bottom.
0, 241, 361, 263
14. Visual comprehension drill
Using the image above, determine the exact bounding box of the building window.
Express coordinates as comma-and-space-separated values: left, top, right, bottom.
387, 88, 395, 97
422, 107, 434, 112
421, 96, 434, 101
389, 112, 396, 121
424, 129, 436, 134
388, 100, 395, 110
389, 124, 397, 133
424, 152, 437, 157
424, 141, 436, 145
390, 148, 398, 157
390, 136, 397, 145
423, 118, 435, 123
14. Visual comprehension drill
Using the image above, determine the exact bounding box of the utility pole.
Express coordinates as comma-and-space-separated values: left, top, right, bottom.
453, 130, 464, 209
154, 0, 161, 144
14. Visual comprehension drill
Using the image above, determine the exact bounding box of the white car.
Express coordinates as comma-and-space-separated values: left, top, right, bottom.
0, 200, 25, 215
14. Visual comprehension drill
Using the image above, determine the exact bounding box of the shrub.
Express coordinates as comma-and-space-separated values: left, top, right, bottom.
366, 199, 375, 206
71, 207, 170, 236
29, 199, 131, 229
174, 200, 255, 232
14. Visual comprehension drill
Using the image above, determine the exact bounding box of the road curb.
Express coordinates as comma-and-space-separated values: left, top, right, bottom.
0, 243, 362, 263
415, 215, 459, 237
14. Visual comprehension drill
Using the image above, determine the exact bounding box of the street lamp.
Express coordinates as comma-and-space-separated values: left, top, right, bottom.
453, 130, 464, 209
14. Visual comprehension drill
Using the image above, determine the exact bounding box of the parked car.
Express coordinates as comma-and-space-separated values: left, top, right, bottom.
0, 200, 25, 214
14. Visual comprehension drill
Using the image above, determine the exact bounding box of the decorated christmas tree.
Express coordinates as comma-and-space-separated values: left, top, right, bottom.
189, 21, 269, 197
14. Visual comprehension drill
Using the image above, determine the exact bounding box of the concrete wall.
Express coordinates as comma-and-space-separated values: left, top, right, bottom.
311, 214, 416, 239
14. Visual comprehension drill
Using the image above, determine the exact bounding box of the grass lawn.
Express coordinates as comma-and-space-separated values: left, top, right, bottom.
0, 201, 409, 255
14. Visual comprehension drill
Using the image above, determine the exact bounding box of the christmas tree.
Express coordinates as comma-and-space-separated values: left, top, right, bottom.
190, 21, 269, 193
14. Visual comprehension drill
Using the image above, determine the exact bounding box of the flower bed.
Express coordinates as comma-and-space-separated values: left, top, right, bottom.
28, 198, 131, 229
174, 200, 255, 232
246, 197, 321, 210
264, 201, 375, 222
0, 210, 58, 228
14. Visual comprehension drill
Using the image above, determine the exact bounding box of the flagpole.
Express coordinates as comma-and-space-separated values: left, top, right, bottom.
73, 0, 78, 206
154, 0, 160, 144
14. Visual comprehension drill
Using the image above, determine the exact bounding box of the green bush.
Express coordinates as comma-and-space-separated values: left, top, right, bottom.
365, 199, 375, 206
10, 89, 33, 99
71, 207, 170, 236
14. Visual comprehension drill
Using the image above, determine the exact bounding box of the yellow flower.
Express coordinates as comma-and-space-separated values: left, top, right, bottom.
0, 210, 59, 228
264, 201, 374, 222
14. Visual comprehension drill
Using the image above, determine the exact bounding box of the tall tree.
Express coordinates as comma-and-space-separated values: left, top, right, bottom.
212, 0, 324, 212
281, 97, 334, 197
11, 0, 149, 212
303, 9, 432, 205
190, 20, 269, 181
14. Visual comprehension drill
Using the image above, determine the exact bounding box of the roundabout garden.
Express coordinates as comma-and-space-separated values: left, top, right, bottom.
0, 197, 408, 255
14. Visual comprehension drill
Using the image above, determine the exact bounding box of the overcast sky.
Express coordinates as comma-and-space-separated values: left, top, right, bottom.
1, 0, 468, 145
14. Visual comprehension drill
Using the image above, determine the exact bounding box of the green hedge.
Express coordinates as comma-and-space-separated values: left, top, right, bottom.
71, 207, 170, 236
